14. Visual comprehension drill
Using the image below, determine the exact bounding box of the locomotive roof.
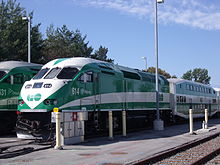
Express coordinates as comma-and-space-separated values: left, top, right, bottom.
43, 57, 169, 82
0, 61, 42, 71
42, 57, 106, 69
168, 78, 211, 87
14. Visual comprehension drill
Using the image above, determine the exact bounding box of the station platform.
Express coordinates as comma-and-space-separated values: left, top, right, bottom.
1, 118, 220, 165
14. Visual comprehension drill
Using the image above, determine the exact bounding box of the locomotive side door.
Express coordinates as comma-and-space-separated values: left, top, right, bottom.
123, 80, 128, 110
77, 71, 96, 111
93, 72, 100, 110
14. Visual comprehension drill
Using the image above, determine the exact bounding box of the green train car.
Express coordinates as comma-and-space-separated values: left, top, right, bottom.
168, 79, 218, 119
16, 57, 220, 139
16, 57, 171, 138
0, 61, 42, 134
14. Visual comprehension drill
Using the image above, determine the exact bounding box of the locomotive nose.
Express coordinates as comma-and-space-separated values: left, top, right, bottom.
20, 79, 66, 110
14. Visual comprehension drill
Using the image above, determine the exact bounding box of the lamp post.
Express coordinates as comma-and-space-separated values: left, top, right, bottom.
154, 0, 164, 130
141, 57, 147, 71
22, 16, 31, 63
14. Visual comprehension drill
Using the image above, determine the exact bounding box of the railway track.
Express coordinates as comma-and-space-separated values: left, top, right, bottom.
133, 131, 220, 165
0, 138, 54, 159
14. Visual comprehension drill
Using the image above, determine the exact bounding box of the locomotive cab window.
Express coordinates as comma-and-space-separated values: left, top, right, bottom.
57, 67, 79, 79
2, 73, 24, 84
2, 75, 11, 84
44, 67, 61, 79
33, 68, 49, 79
0, 71, 6, 80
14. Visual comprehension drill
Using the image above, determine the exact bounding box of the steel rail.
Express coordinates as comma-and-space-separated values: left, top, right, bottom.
128, 131, 220, 165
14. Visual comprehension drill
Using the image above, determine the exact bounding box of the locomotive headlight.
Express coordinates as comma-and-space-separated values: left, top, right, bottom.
44, 99, 58, 105
44, 99, 51, 105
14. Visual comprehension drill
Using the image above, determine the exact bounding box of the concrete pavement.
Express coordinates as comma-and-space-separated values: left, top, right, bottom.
1, 118, 220, 165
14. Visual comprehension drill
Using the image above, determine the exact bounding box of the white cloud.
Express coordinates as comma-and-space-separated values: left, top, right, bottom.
73, 0, 220, 30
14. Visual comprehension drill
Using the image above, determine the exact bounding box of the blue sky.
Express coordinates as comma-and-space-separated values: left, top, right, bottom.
17, 0, 220, 87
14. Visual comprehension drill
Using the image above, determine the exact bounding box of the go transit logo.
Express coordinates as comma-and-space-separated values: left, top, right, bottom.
27, 93, 42, 101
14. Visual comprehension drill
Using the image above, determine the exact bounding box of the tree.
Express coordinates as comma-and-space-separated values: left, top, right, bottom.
0, 1, 112, 64
43, 25, 90, 62
0, 0, 44, 63
182, 68, 211, 84
171, 75, 177, 78
43, 25, 112, 63
91, 46, 113, 63
146, 67, 172, 79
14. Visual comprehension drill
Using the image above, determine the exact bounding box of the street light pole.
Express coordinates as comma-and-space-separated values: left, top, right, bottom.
154, 0, 164, 130
22, 16, 31, 63
141, 57, 147, 71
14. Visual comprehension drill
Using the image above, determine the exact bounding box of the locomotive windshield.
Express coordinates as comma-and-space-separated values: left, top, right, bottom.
57, 67, 79, 79
44, 67, 61, 79
0, 71, 6, 80
33, 68, 49, 80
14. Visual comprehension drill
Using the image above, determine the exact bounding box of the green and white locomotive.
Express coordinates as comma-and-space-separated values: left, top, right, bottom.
16, 57, 219, 139
17, 57, 171, 138
0, 61, 42, 134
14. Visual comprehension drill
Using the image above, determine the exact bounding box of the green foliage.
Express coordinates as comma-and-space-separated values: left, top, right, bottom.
146, 67, 172, 79
91, 46, 113, 63
182, 68, 211, 84
0, 0, 112, 64
0, 0, 43, 62
43, 25, 92, 62
43, 24, 112, 63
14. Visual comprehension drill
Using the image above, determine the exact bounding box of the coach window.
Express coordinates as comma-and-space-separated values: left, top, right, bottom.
207, 88, 209, 93
213, 99, 217, 104
186, 84, 189, 90
189, 85, 192, 91
200, 98, 203, 103
189, 98, 192, 105
44, 67, 61, 79
176, 96, 179, 102
180, 96, 183, 102
57, 67, 79, 79
183, 96, 186, 103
